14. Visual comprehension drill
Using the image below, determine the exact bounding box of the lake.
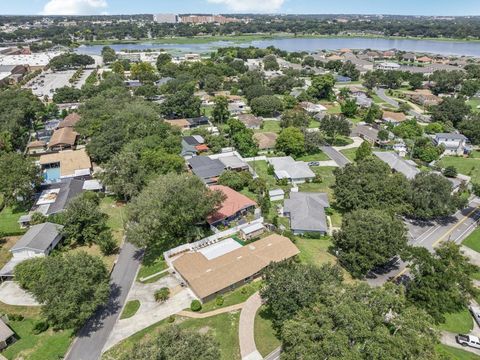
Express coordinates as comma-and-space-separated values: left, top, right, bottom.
76, 37, 480, 57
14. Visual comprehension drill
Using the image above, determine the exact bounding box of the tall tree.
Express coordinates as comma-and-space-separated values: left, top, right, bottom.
281, 283, 438, 360
319, 115, 351, 145
101, 46, 116, 63
333, 209, 407, 278
126, 174, 225, 253
14, 252, 109, 330
354, 141, 372, 161
0, 153, 42, 207
275, 127, 305, 157
307, 74, 336, 100
212, 96, 230, 124
406, 242, 478, 323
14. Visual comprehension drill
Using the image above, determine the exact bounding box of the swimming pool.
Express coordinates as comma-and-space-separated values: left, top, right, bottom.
43, 167, 61, 182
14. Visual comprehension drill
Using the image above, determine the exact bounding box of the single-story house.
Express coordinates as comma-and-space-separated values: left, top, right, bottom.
376, 62, 401, 71
237, 114, 262, 129
269, 189, 285, 202
57, 113, 81, 129
351, 124, 379, 143
434, 133, 469, 156
26, 140, 47, 155
402, 53, 417, 62
47, 127, 78, 151
417, 56, 433, 64
34, 178, 85, 216
382, 111, 407, 125
187, 156, 225, 184
239, 222, 265, 241
0, 318, 14, 350
374, 151, 420, 180
39, 149, 92, 183
284, 192, 330, 235
216, 154, 249, 172
393, 142, 408, 157
253, 132, 278, 151
181, 135, 208, 157
267, 157, 315, 184
0, 222, 63, 278
172, 234, 299, 302
354, 93, 373, 108
207, 185, 257, 226
335, 75, 352, 83
228, 101, 248, 115
299, 101, 327, 114
187, 116, 210, 128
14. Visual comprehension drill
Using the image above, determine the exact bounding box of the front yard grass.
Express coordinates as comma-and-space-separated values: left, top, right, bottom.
436, 344, 480, 359
120, 300, 140, 319
103, 312, 241, 360
463, 227, 480, 253
437, 308, 473, 334
340, 148, 358, 162
254, 306, 280, 357
2, 318, 73, 360
137, 258, 168, 281
0, 236, 18, 269
296, 151, 330, 162
437, 156, 480, 183
200, 281, 262, 313
0, 206, 27, 236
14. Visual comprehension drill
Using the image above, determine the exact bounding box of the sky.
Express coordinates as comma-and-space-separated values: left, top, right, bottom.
2, 0, 480, 16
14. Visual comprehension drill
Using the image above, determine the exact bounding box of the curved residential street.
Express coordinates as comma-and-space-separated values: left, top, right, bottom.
65, 241, 142, 360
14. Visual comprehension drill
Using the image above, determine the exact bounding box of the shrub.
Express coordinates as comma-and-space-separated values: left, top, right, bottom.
443, 165, 458, 178
167, 315, 175, 323
190, 300, 202, 312
154, 287, 170, 302
97, 231, 117, 256
32, 320, 49, 334
8, 314, 24, 321
215, 296, 224, 307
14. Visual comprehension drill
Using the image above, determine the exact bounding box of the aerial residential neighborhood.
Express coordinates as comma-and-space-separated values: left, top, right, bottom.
1, 1, 480, 360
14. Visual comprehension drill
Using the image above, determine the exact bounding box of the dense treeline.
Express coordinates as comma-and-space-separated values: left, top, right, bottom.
1, 15, 480, 45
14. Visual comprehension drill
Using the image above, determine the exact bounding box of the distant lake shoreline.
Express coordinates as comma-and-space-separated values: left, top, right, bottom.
76, 35, 480, 57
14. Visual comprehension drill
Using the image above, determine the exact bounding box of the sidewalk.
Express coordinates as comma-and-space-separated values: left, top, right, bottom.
178, 302, 244, 319
239, 292, 263, 360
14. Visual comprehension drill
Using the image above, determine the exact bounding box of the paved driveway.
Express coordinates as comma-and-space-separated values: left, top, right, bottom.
66, 241, 142, 360
0, 281, 39, 306
103, 274, 195, 351
320, 146, 351, 168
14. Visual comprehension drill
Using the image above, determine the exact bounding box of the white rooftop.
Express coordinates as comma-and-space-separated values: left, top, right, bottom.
198, 238, 243, 260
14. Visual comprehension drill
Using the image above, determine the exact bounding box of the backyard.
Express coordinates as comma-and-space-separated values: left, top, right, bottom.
257, 120, 281, 134
0, 206, 27, 237
436, 156, 480, 183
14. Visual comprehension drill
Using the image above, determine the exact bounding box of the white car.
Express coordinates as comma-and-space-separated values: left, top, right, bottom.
456, 334, 480, 349
469, 306, 480, 327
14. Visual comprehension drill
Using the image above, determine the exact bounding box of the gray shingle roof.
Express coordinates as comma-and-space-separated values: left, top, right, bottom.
435, 133, 467, 141
267, 157, 315, 180
374, 152, 420, 180
284, 192, 329, 233
42, 178, 85, 215
188, 156, 225, 180
11, 222, 63, 252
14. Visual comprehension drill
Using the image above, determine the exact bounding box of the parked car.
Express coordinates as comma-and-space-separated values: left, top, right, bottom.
470, 306, 480, 327
456, 334, 480, 349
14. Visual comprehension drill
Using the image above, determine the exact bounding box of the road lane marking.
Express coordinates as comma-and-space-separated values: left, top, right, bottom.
432, 207, 480, 248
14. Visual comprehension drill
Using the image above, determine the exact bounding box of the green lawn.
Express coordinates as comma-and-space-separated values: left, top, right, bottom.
137, 258, 168, 281
258, 121, 281, 134
437, 156, 480, 183
467, 98, 480, 112
308, 119, 320, 128
463, 227, 480, 253
254, 306, 280, 357
120, 300, 141, 319
103, 312, 241, 360
436, 344, 480, 359
298, 166, 336, 196
99, 196, 126, 243
296, 151, 330, 162
0, 206, 27, 236
295, 236, 353, 282
2, 318, 73, 360
200, 281, 262, 313
248, 160, 277, 188
437, 309, 473, 334
340, 148, 358, 162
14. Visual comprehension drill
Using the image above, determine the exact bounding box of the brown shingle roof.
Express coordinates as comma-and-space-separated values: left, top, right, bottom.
39, 149, 91, 177
208, 185, 257, 224
253, 132, 278, 149
27, 140, 46, 148
173, 234, 299, 300
48, 127, 78, 148
58, 113, 81, 128
383, 111, 407, 123
237, 114, 262, 128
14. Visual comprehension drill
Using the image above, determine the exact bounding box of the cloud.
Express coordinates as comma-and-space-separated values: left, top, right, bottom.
207, 0, 285, 13
41, 0, 108, 15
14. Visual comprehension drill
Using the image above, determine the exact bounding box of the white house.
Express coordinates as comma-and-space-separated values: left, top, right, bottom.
434, 133, 469, 156
299, 101, 327, 114
267, 157, 315, 184
376, 62, 401, 71
0, 222, 63, 279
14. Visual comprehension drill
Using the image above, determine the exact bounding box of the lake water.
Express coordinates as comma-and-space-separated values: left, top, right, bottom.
76, 37, 480, 57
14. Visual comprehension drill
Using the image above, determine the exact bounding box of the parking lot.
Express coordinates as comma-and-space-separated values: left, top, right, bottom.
26, 70, 76, 98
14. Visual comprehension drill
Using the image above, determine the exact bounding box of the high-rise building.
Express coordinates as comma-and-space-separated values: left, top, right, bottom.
153, 14, 178, 23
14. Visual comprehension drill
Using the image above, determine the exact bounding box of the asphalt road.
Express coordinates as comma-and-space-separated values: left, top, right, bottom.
367, 197, 480, 286
66, 241, 142, 360
375, 87, 399, 108
320, 146, 351, 168
264, 346, 281, 360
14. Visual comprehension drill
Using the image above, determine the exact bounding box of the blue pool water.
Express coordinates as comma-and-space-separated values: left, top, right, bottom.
43, 167, 61, 183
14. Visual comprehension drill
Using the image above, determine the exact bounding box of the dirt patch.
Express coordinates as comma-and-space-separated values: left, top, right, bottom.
198, 326, 211, 335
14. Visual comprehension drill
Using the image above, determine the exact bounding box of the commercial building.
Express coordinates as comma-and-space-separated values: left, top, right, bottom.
153, 13, 178, 23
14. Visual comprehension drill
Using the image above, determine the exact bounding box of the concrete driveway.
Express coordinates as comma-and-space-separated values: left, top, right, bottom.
103, 274, 195, 352
0, 281, 39, 306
